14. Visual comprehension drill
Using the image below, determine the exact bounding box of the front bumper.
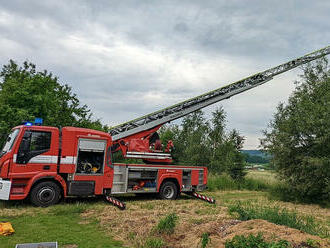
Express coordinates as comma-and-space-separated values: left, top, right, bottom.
0, 178, 11, 200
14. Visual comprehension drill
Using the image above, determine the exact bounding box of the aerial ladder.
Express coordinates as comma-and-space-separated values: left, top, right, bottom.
109, 46, 330, 164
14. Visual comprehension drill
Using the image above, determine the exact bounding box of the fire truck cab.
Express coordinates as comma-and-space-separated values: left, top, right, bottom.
0, 124, 207, 207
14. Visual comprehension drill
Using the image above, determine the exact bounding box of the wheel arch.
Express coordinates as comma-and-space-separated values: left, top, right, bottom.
159, 177, 180, 193
30, 176, 66, 198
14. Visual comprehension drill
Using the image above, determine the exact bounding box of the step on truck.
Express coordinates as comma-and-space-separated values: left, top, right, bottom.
0, 46, 329, 207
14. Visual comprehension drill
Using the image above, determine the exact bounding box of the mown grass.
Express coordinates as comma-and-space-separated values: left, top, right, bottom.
0, 202, 122, 248
228, 201, 329, 238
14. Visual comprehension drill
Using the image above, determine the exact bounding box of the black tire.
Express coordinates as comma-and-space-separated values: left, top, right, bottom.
30, 181, 61, 207
159, 181, 178, 200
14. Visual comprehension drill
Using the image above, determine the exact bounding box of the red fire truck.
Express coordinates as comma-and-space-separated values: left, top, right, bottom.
0, 46, 329, 207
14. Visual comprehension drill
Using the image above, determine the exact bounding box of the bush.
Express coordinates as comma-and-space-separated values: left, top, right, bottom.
269, 183, 330, 207
228, 202, 329, 238
225, 233, 290, 248
156, 213, 178, 234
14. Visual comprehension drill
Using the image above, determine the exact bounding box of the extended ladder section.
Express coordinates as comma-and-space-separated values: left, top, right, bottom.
110, 46, 330, 141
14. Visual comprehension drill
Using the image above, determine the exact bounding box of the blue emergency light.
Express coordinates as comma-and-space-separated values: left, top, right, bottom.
22, 118, 43, 126
34, 118, 43, 125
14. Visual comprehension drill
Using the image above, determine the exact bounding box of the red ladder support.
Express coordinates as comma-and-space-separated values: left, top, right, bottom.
105, 195, 126, 210
186, 192, 216, 204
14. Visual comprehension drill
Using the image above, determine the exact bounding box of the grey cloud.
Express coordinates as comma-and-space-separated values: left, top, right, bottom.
0, 0, 329, 148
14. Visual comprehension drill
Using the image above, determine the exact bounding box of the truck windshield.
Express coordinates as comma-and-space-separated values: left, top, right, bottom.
0, 129, 20, 158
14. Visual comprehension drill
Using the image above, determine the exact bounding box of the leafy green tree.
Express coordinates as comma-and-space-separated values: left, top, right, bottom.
177, 111, 211, 166
160, 108, 246, 179
261, 58, 330, 203
225, 129, 246, 179
0, 60, 106, 145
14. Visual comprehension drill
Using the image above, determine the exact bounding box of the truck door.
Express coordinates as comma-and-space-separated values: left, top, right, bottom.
69, 138, 110, 196
12, 130, 58, 175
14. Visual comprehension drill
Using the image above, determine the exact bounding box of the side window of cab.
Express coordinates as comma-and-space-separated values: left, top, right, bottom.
17, 131, 51, 164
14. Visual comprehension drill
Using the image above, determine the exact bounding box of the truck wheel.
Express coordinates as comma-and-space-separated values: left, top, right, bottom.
159, 181, 178, 200
30, 181, 61, 207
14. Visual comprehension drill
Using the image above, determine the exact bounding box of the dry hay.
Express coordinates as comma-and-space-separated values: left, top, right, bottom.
82, 196, 330, 248
210, 219, 330, 248
83, 197, 230, 247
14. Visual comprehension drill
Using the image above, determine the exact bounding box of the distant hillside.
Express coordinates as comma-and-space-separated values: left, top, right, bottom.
241, 150, 271, 164
241, 150, 270, 158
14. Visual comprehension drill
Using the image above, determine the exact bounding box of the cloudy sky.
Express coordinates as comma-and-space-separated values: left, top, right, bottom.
0, 1, 329, 149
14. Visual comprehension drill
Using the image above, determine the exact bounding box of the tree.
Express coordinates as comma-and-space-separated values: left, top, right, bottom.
0, 60, 106, 145
177, 110, 211, 166
160, 107, 246, 179
261, 58, 330, 203
225, 129, 246, 179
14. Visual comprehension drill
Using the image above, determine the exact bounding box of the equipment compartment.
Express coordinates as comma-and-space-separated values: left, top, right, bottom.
182, 170, 192, 192
76, 139, 106, 174
127, 168, 158, 193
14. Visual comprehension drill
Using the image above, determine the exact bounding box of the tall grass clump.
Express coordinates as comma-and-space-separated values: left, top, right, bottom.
225, 233, 290, 248
207, 173, 270, 192
156, 213, 178, 234
145, 237, 165, 248
228, 201, 329, 238
200, 232, 210, 248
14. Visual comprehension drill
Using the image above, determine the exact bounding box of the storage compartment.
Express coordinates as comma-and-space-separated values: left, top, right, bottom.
182, 170, 192, 192
111, 165, 128, 194
76, 139, 106, 174
199, 170, 204, 184
127, 168, 158, 193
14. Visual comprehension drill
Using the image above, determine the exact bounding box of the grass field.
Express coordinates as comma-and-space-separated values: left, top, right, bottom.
0, 171, 329, 248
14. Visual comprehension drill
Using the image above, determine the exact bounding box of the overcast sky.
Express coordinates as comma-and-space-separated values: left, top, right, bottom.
0, 0, 329, 149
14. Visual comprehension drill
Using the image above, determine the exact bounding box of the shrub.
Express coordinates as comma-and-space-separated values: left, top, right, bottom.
228, 202, 329, 238
225, 233, 290, 248
269, 183, 330, 207
156, 213, 178, 234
